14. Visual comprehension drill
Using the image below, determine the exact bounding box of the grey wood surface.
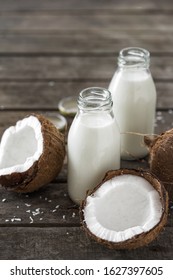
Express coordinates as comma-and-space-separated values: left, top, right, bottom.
0, 0, 172, 260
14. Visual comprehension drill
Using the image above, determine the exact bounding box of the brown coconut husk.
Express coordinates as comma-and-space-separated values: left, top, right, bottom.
80, 169, 168, 250
0, 113, 66, 193
145, 129, 173, 198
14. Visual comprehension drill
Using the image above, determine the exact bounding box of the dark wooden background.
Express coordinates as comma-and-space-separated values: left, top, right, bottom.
0, 0, 172, 260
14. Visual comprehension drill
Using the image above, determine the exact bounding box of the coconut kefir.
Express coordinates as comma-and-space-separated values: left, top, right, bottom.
68, 87, 120, 204
109, 47, 156, 160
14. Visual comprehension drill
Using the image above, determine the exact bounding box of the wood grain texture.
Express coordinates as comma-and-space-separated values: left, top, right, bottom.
0, 1, 172, 56
0, 56, 172, 80
1, 32, 173, 55
0, 183, 79, 226
0, 14, 173, 33
0, 226, 172, 260
0, 81, 173, 109
0, 0, 173, 12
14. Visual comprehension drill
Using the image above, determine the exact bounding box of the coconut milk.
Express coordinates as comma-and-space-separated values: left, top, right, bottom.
68, 112, 120, 204
109, 69, 156, 160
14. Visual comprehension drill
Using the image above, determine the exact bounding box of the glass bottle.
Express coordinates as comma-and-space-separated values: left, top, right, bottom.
108, 47, 156, 160
67, 87, 120, 205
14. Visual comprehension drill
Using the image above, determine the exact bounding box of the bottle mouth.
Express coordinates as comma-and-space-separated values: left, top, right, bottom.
78, 87, 113, 111
118, 47, 150, 68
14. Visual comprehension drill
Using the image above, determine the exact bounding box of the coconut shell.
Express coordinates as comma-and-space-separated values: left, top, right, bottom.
80, 169, 168, 250
0, 113, 66, 193
145, 130, 173, 198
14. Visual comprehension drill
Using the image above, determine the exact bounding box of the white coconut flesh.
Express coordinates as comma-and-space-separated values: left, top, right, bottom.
83, 174, 163, 243
0, 116, 43, 175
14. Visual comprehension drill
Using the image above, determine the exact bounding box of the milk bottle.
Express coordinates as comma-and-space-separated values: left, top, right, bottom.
68, 87, 120, 204
109, 47, 156, 160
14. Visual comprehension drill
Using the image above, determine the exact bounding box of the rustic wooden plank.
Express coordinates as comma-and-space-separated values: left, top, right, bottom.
0, 226, 172, 260
0, 81, 172, 109
1, 32, 173, 54
0, 56, 171, 81
0, 81, 80, 110
0, 14, 173, 33
0, 0, 173, 12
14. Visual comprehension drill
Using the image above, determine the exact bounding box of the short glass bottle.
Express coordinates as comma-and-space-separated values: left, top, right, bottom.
67, 87, 120, 205
108, 47, 156, 160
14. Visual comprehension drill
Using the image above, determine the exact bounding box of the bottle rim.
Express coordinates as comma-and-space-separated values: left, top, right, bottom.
78, 87, 113, 111
118, 47, 150, 68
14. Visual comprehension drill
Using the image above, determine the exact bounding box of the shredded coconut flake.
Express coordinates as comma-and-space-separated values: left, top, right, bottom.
72, 212, 76, 218
32, 208, 41, 216
14, 218, 22, 222
156, 116, 163, 121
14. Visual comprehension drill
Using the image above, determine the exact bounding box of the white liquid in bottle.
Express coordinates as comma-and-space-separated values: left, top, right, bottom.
109, 48, 156, 160
68, 88, 120, 204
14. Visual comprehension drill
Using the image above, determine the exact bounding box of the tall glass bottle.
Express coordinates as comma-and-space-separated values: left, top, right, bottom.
68, 87, 120, 205
108, 47, 156, 160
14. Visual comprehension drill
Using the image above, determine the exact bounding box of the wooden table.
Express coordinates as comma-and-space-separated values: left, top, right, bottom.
0, 0, 172, 260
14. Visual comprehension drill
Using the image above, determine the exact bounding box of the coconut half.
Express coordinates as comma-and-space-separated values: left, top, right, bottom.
0, 114, 65, 193
81, 169, 168, 249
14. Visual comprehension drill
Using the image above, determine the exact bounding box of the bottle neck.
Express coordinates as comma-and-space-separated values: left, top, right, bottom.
118, 47, 150, 70
77, 87, 113, 113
